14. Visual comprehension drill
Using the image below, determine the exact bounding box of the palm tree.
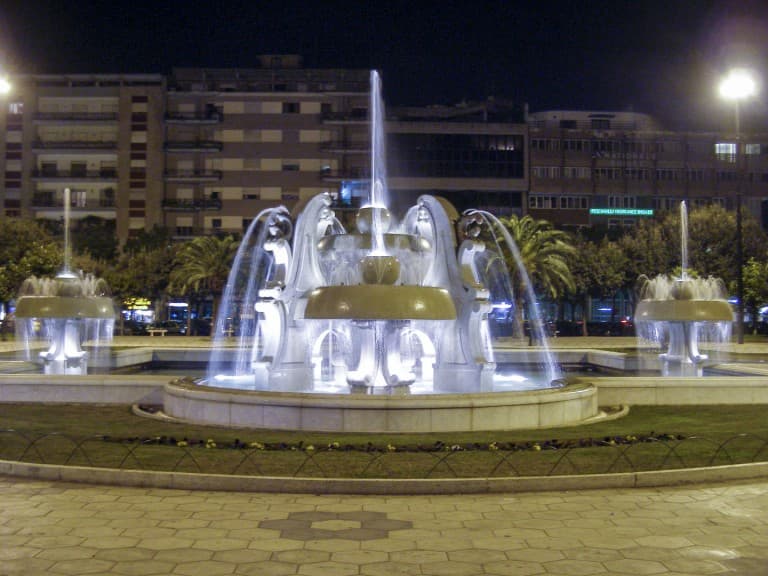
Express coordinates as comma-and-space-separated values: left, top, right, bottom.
169, 235, 239, 334
497, 215, 576, 337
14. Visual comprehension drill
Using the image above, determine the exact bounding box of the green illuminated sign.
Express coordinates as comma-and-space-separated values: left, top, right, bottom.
589, 208, 654, 216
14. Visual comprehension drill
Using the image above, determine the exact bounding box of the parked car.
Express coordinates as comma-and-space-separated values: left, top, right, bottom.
148, 320, 186, 335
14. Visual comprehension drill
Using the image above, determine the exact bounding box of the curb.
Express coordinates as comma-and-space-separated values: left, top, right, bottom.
2, 458, 767, 495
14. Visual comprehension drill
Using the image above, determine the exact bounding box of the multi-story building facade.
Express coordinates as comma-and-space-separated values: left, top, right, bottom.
163, 56, 369, 239
527, 110, 768, 230
1, 57, 370, 244
3, 62, 768, 249
386, 100, 528, 216
1, 74, 165, 242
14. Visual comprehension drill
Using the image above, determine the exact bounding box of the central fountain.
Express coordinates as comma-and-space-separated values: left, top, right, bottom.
163, 71, 598, 431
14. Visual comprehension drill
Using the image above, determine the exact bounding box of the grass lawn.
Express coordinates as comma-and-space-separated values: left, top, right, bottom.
1, 403, 767, 478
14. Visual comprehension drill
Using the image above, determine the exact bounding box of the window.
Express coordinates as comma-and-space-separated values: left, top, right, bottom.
591, 118, 611, 130
715, 142, 737, 163
608, 195, 636, 208
282, 162, 300, 171
559, 119, 577, 129
564, 166, 591, 179
528, 195, 558, 209
745, 143, 763, 155
282, 102, 299, 114
8, 102, 23, 114
211, 218, 222, 229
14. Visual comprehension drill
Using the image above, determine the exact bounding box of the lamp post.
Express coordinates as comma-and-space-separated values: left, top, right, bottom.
719, 69, 757, 345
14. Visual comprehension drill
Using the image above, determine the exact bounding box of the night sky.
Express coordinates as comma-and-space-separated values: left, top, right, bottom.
2, 0, 768, 130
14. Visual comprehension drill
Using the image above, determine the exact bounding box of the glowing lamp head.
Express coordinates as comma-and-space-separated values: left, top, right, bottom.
719, 69, 757, 101
0, 76, 10, 95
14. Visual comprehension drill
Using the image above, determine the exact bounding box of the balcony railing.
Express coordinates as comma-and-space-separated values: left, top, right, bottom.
320, 167, 371, 181
162, 198, 223, 211
164, 112, 223, 124
31, 169, 118, 180
168, 79, 368, 94
32, 140, 118, 151
33, 112, 119, 123
31, 194, 116, 209
164, 140, 223, 153
163, 170, 223, 181
320, 141, 369, 154
321, 112, 369, 124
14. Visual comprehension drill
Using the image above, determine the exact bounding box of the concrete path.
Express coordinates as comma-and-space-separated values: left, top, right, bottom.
2, 476, 767, 575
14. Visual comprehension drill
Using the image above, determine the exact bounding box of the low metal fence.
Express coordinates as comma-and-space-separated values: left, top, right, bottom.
1, 430, 767, 479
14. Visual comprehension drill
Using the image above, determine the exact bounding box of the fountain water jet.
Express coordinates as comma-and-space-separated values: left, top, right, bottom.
635, 201, 733, 375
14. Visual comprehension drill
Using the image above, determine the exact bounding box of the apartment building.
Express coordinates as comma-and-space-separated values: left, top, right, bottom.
1, 74, 165, 243
163, 56, 369, 239
4, 63, 768, 247
1, 57, 370, 244
528, 110, 768, 229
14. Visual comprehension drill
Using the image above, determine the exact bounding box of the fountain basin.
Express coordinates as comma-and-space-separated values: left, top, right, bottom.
304, 285, 456, 320
163, 379, 598, 432
635, 300, 733, 322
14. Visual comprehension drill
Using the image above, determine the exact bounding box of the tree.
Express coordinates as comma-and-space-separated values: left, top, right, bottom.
169, 235, 239, 332
686, 204, 766, 290
70, 216, 118, 262
0, 219, 63, 304
496, 215, 576, 337
567, 234, 628, 336
618, 217, 675, 289
743, 257, 768, 333
102, 241, 178, 332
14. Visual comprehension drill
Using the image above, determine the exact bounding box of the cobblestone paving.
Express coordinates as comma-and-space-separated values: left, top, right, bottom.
1, 476, 767, 575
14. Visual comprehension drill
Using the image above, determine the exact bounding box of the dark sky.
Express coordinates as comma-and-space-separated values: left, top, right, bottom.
2, 0, 768, 130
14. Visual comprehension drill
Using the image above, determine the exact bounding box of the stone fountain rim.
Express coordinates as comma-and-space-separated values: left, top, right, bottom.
15, 295, 115, 319
635, 299, 733, 322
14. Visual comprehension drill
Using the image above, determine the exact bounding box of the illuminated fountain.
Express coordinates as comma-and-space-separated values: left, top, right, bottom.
163, 72, 597, 432
635, 201, 733, 376
14, 188, 115, 374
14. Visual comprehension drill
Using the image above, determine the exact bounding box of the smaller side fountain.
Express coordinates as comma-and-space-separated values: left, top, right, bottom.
14, 188, 115, 374
635, 202, 733, 375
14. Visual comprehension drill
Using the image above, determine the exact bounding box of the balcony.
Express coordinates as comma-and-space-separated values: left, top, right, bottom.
32, 140, 118, 152
163, 169, 223, 182
320, 141, 369, 154
162, 198, 223, 211
164, 110, 223, 124
32, 193, 116, 209
34, 112, 119, 124
320, 167, 370, 182
31, 169, 118, 181
164, 140, 223, 153
321, 111, 369, 125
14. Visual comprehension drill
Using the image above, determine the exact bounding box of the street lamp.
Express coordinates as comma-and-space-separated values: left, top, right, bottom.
719, 68, 757, 344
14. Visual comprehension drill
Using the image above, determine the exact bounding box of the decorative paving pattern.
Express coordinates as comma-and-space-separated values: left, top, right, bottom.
258, 510, 413, 540
1, 476, 767, 575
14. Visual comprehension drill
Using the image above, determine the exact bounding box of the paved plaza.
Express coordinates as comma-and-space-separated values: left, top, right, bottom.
1, 476, 767, 575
